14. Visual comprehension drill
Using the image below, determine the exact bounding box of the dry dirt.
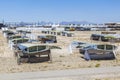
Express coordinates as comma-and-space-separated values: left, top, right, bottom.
0, 30, 120, 73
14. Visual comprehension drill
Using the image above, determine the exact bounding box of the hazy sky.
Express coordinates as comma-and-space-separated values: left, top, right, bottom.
0, 0, 120, 23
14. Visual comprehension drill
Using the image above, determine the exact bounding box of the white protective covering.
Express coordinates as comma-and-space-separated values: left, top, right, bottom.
68, 41, 87, 54
84, 50, 91, 60
16, 27, 52, 32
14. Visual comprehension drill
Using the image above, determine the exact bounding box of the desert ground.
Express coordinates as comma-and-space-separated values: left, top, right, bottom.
0, 30, 120, 74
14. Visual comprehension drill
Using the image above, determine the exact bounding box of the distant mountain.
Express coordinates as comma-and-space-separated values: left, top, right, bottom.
10, 21, 96, 27
59, 21, 95, 25
38, 21, 53, 25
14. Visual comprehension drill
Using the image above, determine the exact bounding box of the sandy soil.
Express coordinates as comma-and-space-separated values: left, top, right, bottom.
0, 30, 120, 73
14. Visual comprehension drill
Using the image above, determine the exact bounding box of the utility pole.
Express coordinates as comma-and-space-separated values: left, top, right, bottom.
2, 19, 4, 24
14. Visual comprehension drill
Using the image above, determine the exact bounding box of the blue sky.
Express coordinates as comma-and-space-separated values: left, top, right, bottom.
0, 0, 120, 23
